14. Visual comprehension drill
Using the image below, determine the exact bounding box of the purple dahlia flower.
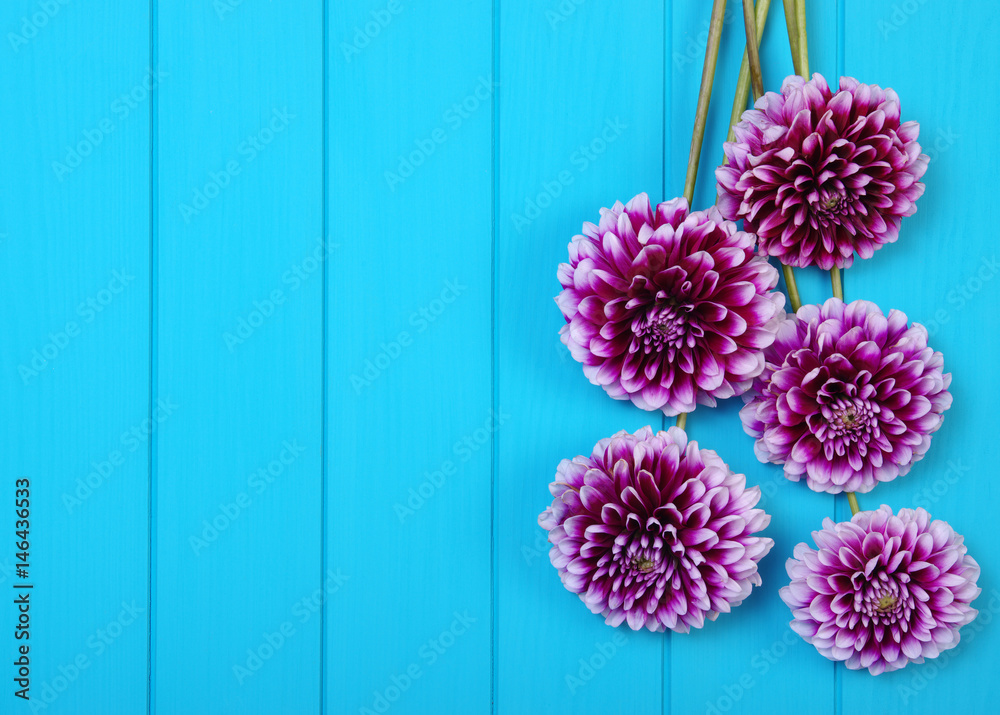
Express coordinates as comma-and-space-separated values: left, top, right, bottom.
741, 298, 951, 494
781, 506, 980, 674
538, 426, 773, 632
717, 74, 928, 269
556, 193, 785, 416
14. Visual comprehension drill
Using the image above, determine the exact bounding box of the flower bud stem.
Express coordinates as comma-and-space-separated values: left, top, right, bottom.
834, 266, 856, 515
782, 264, 802, 311
742, 0, 766, 101
728, 0, 773, 144
676, 413, 688, 430
776, 0, 809, 314
781, 0, 800, 74
783, 0, 810, 77
784, 1, 860, 521
796, 0, 809, 77
684, 0, 729, 205
847, 492, 860, 515
831, 266, 844, 300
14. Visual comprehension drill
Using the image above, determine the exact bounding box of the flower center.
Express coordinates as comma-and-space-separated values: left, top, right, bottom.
635, 304, 687, 354
855, 577, 908, 625
633, 557, 656, 573
827, 398, 874, 437
811, 188, 856, 226
616, 529, 673, 579
876, 594, 898, 612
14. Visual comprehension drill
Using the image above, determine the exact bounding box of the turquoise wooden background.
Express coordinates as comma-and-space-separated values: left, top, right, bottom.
2, 0, 996, 713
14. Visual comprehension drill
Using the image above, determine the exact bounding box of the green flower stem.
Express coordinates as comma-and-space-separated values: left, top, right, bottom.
734, 3, 805, 325
831, 266, 844, 301
788, 2, 861, 524
742, 0, 765, 100
676, 412, 688, 431
777, 0, 808, 315
832, 266, 857, 515
796, 0, 810, 77
782, 264, 802, 311
782, 0, 801, 75
684, 0, 729, 205
847, 492, 860, 516
727, 0, 772, 146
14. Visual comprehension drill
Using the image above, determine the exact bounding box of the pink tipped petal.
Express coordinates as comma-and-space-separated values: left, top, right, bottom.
717, 75, 926, 268
539, 427, 773, 633
556, 194, 784, 415
783, 505, 979, 675
740, 298, 950, 494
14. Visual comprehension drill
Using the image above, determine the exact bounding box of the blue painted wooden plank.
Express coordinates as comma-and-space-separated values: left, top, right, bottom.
668, 2, 838, 714
325, 1, 494, 713
839, 3, 1000, 713
1, 2, 994, 713
496, 2, 666, 713
154, 2, 323, 713
0, 2, 150, 712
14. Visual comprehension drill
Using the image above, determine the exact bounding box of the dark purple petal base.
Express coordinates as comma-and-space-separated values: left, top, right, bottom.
717, 74, 928, 269
741, 298, 951, 494
539, 426, 773, 632
781, 506, 980, 674
557, 194, 785, 416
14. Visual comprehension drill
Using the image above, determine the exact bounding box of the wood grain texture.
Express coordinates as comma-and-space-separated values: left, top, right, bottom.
325, 1, 494, 712
154, 2, 323, 712
839, 2, 1000, 712
496, 2, 666, 713
0, 2, 151, 712
2, 1, 996, 713
668, 3, 838, 714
